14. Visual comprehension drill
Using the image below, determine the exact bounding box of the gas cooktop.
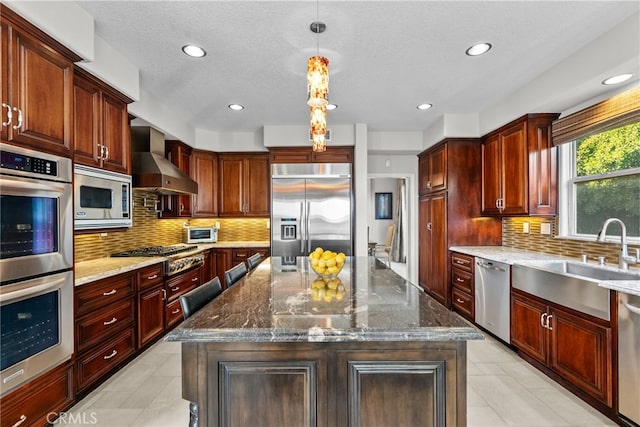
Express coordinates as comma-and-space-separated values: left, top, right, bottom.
111, 245, 198, 258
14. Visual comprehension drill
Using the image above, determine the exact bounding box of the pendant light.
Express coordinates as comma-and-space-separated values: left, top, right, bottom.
307, 0, 329, 152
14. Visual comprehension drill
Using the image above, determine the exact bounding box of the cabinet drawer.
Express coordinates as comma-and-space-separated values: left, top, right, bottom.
76, 298, 134, 353
452, 288, 474, 321
451, 268, 473, 294
76, 327, 136, 393
451, 253, 474, 272
137, 263, 164, 291
166, 298, 184, 329
232, 248, 251, 263
165, 269, 199, 301
0, 361, 73, 427
252, 247, 270, 258
76, 273, 135, 317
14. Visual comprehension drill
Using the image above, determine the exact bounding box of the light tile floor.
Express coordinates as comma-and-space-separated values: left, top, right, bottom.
65, 332, 617, 426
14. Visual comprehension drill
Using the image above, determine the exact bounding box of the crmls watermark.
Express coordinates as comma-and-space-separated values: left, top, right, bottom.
47, 411, 98, 425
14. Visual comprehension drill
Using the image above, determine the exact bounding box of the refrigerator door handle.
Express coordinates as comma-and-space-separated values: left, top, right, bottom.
300, 202, 305, 253
306, 201, 311, 253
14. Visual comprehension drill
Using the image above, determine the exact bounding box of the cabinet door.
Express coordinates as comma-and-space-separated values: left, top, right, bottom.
192, 150, 218, 217
418, 153, 430, 195
245, 154, 270, 216
428, 145, 447, 193
312, 146, 353, 163
138, 284, 165, 348
510, 291, 548, 364
481, 134, 501, 215
427, 193, 448, 306
269, 147, 312, 163
548, 306, 612, 406
418, 197, 430, 291
500, 122, 528, 215
162, 141, 192, 217
101, 93, 129, 174
527, 115, 558, 215
5, 25, 73, 156
73, 75, 102, 167
219, 155, 245, 216
213, 249, 233, 288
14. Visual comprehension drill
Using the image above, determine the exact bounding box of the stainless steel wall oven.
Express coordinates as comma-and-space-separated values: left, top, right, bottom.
0, 143, 74, 396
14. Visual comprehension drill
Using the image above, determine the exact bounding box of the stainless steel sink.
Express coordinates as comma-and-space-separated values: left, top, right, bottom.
521, 260, 640, 281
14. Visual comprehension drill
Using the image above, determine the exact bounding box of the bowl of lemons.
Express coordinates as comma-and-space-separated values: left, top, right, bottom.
309, 247, 346, 278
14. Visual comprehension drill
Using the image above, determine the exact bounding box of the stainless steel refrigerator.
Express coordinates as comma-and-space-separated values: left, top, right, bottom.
271, 163, 353, 257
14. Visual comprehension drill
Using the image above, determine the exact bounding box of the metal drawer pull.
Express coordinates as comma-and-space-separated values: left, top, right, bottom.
456, 298, 465, 304
103, 317, 117, 325
171, 286, 179, 291
455, 260, 465, 264
103, 289, 117, 296
12, 415, 27, 427
103, 350, 118, 360
172, 309, 180, 314
191, 278, 198, 282
456, 278, 464, 282
147, 274, 158, 280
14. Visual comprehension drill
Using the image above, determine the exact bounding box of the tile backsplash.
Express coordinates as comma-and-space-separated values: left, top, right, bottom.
74, 190, 270, 262
502, 217, 640, 267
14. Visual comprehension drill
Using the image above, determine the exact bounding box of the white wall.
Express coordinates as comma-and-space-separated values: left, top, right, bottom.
368, 178, 397, 244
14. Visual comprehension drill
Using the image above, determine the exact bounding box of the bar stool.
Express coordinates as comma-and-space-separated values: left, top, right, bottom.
225, 262, 248, 287
179, 276, 223, 319
247, 253, 263, 270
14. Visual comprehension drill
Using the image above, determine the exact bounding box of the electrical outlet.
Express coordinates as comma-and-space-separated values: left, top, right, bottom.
522, 222, 530, 234
540, 223, 552, 235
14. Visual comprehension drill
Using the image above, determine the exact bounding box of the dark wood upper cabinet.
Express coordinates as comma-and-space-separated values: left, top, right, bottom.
481, 113, 559, 216
418, 144, 446, 195
269, 146, 353, 164
162, 140, 193, 217
191, 149, 219, 217
1, 7, 80, 157
218, 153, 270, 217
73, 68, 131, 174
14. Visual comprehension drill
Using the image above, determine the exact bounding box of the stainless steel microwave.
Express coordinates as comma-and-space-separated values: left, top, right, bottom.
74, 164, 132, 230
183, 226, 218, 243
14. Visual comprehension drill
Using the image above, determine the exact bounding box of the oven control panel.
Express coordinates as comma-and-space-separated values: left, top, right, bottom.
1, 149, 58, 177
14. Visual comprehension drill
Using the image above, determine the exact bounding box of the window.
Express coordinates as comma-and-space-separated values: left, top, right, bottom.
558, 121, 640, 240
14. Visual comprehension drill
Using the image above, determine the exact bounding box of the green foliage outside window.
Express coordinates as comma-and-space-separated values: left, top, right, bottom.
575, 122, 640, 237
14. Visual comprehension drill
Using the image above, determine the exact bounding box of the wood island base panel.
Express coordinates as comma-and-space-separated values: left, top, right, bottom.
167, 257, 482, 427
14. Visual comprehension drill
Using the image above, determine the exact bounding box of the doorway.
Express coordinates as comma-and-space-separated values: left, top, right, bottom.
367, 175, 416, 282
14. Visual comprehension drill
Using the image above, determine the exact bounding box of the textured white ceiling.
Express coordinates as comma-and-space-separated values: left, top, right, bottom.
77, 1, 639, 134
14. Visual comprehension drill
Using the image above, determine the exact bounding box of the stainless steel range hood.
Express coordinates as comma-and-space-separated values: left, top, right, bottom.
131, 127, 198, 195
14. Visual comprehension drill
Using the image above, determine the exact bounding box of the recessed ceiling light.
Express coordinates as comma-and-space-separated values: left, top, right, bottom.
466, 42, 492, 56
326, 104, 337, 110
602, 73, 633, 85
417, 103, 433, 111
228, 104, 244, 111
181, 45, 206, 58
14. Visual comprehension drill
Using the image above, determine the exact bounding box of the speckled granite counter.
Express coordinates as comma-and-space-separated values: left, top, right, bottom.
75, 241, 270, 286
168, 257, 478, 426
166, 256, 482, 343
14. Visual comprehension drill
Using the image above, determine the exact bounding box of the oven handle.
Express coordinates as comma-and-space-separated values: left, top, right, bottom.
0, 276, 66, 304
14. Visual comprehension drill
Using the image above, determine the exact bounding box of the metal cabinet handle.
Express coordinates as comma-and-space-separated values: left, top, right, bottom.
623, 302, 640, 316
162, 289, 166, 301
172, 309, 180, 314
546, 314, 553, 330
11, 107, 22, 130
455, 260, 465, 265
1, 103, 11, 127
103, 350, 118, 360
103, 289, 117, 296
103, 317, 117, 325
540, 313, 547, 328
191, 278, 198, 282
147, 274, 158, 280
12, 415, 27, 427
456, 277, 464, 282
171, 286, 179, 292
426, 223, 432, 231
104, 145, 110, 161
456, 298, 465, 304
426, 180, 431, 189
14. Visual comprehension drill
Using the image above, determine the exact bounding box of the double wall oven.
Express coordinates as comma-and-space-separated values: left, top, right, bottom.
0, 143, 74, 396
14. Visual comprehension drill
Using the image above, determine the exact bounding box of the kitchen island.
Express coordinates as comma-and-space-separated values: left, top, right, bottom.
166, 257, 483, 427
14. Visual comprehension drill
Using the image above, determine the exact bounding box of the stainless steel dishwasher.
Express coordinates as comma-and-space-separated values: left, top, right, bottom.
475, 257, 511, 343
618, 292, 640, 426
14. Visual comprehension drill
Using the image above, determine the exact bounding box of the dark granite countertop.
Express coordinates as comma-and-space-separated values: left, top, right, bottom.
166, 257, 483, 343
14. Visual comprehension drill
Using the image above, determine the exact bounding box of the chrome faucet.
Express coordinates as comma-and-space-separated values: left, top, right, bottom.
596, 218, 639, 270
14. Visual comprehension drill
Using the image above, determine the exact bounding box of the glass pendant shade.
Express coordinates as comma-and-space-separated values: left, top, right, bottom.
307, 56, 329, 107
312, 133, 326, 152
310, 105, 327, 136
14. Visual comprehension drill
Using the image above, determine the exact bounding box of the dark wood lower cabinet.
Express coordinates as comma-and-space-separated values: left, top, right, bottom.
511, 289, 613, 410
181, 341, 466, 427
138, 283, 165, 348
0, 360, 74, 427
